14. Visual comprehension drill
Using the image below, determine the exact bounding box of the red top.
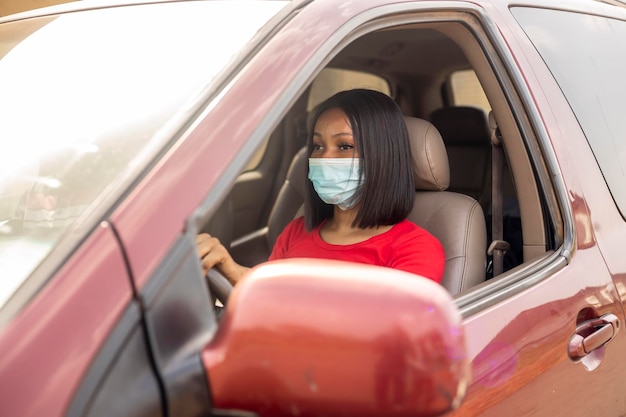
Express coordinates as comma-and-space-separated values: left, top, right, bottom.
269, 217, 444, 283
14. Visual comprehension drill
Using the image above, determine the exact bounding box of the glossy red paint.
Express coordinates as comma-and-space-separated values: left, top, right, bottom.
0, 223, 133, 417
516, 0, 626, 320
445, 2, 626, 414
452, 251, 626, 416
203, 259, 468, 417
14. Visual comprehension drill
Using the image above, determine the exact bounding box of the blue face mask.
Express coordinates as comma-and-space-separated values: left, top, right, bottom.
308, 158, 363, 210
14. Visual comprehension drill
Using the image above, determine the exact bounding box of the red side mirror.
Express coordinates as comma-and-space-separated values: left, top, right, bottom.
202, 259, 469, 417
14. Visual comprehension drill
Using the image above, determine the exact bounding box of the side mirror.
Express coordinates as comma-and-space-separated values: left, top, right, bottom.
202, 259, 469, 417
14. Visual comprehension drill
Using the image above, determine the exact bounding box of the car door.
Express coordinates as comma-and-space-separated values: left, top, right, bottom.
0, 224, 160, 417
507, 0, 626, 333
447, 1, 626, 415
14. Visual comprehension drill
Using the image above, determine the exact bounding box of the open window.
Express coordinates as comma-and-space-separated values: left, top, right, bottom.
199, 8, 565, 307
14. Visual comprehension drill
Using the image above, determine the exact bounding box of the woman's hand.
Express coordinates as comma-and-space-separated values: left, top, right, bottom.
196, 233, 249, 285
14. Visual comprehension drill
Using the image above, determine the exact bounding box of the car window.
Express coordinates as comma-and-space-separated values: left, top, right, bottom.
512, 7, 626, 219
449, 69, 492, 115
241, 69, 390, 173
0, 0, 288, 309
307, 68, 390, 111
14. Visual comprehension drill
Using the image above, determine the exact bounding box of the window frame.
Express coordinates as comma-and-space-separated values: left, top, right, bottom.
188, 3, 572, 318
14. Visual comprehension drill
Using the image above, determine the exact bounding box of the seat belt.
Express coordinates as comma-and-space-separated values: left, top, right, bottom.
487, 112, 510, 276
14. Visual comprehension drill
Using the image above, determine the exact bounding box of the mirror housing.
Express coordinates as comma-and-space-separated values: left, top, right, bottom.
202, 259, 469, 417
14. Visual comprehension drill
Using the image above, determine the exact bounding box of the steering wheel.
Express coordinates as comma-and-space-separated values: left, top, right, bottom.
206, 268, 233, 317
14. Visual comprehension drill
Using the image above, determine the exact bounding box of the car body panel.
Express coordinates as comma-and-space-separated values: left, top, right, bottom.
0, 223, 134, 417
455, 254, 626, 415
503, 1, 626, 312
447, 1, 626, 414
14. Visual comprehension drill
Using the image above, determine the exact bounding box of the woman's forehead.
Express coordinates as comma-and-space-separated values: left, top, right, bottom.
314, 108, 352, 133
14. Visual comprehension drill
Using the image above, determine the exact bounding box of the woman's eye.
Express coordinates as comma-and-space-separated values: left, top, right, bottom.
312, 144, 323, 152
339, 143, 354, 151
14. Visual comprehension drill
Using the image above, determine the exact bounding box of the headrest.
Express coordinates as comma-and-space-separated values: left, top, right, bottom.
404, 116, 450, 191
429, 106, 490, 147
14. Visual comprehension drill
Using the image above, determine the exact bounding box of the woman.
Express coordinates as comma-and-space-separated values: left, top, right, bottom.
197, 89, 444, 284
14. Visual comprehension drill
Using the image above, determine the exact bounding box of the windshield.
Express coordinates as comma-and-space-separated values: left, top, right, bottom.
0, 0, 288, 309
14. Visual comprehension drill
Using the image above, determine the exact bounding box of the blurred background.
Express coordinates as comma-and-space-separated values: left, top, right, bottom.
1, 0, 72, 17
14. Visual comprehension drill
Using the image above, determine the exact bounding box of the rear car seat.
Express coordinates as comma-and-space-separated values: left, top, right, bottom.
430, 106, 491, 213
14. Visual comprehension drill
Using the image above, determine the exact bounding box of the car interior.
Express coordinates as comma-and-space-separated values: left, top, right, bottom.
202, 18, 560, 298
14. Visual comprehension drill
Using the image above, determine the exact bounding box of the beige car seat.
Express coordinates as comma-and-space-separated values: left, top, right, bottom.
405, 116, 487, 294
266, 146, 308, 248
230, 147, 307, 266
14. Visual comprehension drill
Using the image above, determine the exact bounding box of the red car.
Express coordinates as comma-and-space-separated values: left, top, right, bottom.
1, 0, 626, 416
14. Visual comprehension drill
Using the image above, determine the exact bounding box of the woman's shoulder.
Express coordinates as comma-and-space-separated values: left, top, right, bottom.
393, 219, 431, 235
391, 219, 442, 246
384, 220, 445, 282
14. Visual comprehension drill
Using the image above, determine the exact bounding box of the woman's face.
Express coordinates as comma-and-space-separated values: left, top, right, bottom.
311, 108, 359, 159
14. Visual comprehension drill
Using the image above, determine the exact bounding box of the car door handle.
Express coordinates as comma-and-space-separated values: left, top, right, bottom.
568, 313, 620, 361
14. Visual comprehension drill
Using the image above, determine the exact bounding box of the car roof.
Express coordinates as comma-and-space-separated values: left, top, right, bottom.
0, 0, 302, 24
3, 0, 624, 25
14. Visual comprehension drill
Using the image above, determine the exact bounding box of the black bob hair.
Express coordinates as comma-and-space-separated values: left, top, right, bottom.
304, 89, 415, 231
